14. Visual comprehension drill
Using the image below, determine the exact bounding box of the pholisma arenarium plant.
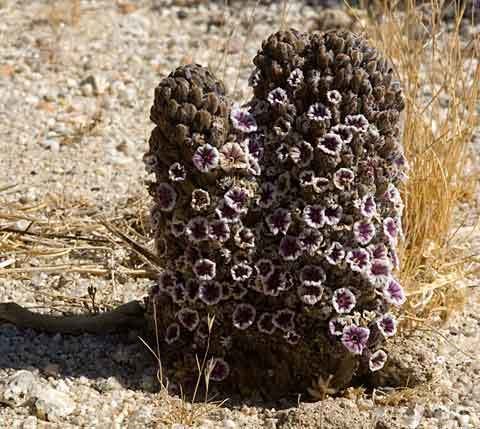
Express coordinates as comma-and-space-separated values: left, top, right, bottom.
143, 28, 408, 398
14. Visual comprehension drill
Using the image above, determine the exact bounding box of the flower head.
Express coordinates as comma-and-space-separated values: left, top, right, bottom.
328, 318, 346, 336
231, 262, 253, 281
299, 170, 317, 187
230, 106, 258, 133
186, 217, 209, 242
220, 142, 249, 171
267, 208, 292, 235
326, 90, 342, 105
369, 350, 388, 372
353, 220, 376, 245
289, 141, 314, 167
341, 325, 370, 355
279, 235, 303, 261
301, 265, 326, 286
346, 248, 371, 273
193, 258, 216, 281
257, 312, 276, 334
377, 313, 397, 337
360, 194, 377, 218
207, 219, 229, 243
345, 114, 369, 133
168, 162, 186, 182
325, 241, 345, 265
233, 304, 256, 330
273, 309, 295, 332
185, 279, 200, 302
324, 205, 343, 226
303, 205, 325, 229
209, 358, 230, 381
165, 323, 181, 344
257, 182, 277, 208
156, 183, 177, 212
332, 288, 356, 314
198, 281, 223, 305
170, 220, 186, 237
369, 259, 392, 283
333, 168, 355, 190
192, 144, 220, 172
216, 199, 240, 223
224, 186, 250, 214
267, 87, 289, 106
383, 278, 406, 306
234, 227, 255, 249
287, 68, 304, 88
158, 270, 176, 291
262, 269, 286, 296
177, 308, 200, 331
255, 258, 275, 280
331, 124, 353, 144
383, 217, 400, 243
307, 102, 331, 122
298, 284, 324, 305
299, 228, 323, 255
191, 189, 210, 211
368, 243, 388, 260
317, 133, 343, 156
285, 330, 301, 345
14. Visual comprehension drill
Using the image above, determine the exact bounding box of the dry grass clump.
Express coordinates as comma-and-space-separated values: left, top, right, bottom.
360, 1, 480, 324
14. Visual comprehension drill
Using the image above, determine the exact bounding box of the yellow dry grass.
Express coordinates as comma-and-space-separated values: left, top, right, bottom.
358, 0, 480, 326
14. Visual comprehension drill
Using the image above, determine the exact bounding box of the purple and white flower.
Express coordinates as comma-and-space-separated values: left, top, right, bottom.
300, 265, 326, 286
377, 313, 397, 337
198, 281, 223, 305
299, 170, 317, 187
383, 217, 400, 243
267, 87, 289, 106
317, 133, 343, 156
257, 312, 276, 334
333, 168, 355, 190
324, 205, 343, 226
156, 183, 177, 212
307, 102, 331, 122
165, 323, 181, 344
224, 186, 250, 214
231, 262, 253, 281
353, 220, 376, 245
345, 114, 369, 133
368, 243, 388, 260
303, 205, 325, 229
257, 182, 277, 208
287, 68, 304, 88
326, 90, 342, 105
234, 227, 255, 249
208, 219, 230, 242
273, 309, 295, 332
360, 194, 377, 218
284, 330, 301, 345
230, 106, 258, 133
369, 259, 392, 283
267, 208, 292, 235
346, 248, 371, 273
170, 220, 186, 237
191, 189, 210, 211
328, 317, 347, 336
325, 241, 346, 265
331, 124, 353, 144
341, 325, 370, 355
299, 228, 323, 255
219, 142, 249, 171
298, 284, 324, 306
186, 217, 209, 242
192, 144, 220, 172
168, 162, 186, 182
158, 270, 176, 291
255, 258, 275, 281
233, 304, 256, 330
369, 349, 388, 372
193, 258, 216, 281
177, 308, 200, 331
289, 141, 314, 167
279, 235, 303, 261
332, 288, 356, 313
383, 278, 406, 306
216, 199, 241, 223
209, 358, 230, 381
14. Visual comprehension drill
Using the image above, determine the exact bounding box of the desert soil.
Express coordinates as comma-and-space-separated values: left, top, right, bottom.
0, 0, 479, 428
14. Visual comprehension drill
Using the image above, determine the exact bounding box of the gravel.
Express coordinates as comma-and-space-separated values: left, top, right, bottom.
0, 0, 479, 427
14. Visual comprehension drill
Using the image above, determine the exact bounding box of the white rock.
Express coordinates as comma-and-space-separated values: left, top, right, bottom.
21, 416, 38, 429
35, 386, 76, 421
2, 370, 38, 406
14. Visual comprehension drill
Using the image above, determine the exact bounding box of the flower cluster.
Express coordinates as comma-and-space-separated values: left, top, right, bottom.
144, 29, 407, 397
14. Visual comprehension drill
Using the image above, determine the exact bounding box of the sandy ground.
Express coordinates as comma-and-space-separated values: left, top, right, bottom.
0, 0, 479, 427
